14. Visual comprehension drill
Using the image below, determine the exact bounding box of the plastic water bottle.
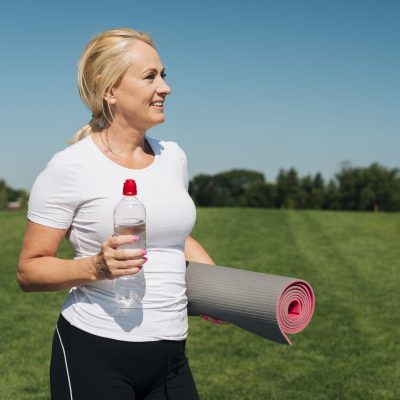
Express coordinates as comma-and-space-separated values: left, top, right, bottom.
113, 179, 146, 307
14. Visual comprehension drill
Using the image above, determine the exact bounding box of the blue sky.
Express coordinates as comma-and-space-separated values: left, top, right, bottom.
1, 0, 399, 190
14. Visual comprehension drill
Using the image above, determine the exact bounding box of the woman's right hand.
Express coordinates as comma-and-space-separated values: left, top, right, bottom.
92, 235, 147, 280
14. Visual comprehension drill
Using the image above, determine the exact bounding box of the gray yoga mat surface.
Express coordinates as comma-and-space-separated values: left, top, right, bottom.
186, 262, 315, 345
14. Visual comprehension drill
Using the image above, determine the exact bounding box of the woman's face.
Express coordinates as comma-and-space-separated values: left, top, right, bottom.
109, 40, 172, 131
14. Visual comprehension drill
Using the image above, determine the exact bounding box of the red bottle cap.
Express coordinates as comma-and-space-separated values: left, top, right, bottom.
123, 179, 137, 196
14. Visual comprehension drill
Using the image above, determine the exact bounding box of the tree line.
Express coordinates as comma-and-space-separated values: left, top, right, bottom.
0, 180, 28, 210
189, 163, 400, 212
2, 162, 400, 212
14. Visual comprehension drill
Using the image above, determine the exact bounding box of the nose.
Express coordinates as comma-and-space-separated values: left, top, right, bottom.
157, 78, 172, 96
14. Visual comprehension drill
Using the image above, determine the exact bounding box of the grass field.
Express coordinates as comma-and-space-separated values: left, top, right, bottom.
0, 208, 399, 399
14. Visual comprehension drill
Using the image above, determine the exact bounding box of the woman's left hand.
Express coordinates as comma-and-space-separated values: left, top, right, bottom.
200, 315, 229, 324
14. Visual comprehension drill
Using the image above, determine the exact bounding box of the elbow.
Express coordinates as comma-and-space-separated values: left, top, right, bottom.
16, 270, 35, 292
16, 274, 29, 292
16, 260, 39, 292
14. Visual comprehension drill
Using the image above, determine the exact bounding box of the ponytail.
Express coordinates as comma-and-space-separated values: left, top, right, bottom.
69, 113, 109, 144
69, 124, 92, 144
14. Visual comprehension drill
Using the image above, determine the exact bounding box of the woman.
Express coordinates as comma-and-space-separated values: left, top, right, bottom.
18, 28, 216, 400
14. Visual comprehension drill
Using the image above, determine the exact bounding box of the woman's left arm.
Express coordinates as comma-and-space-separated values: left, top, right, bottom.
184, 236, 214, 265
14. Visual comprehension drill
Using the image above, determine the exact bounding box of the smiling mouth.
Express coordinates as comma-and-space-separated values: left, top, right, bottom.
150, 101, 164, 107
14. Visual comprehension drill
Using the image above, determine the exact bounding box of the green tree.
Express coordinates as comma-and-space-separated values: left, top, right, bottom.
298, 175, 313, 209
325, 180, 341, 210
335, 163, 400, 211
243, 182, 277, 208
189, 164, 400, 211
312, 173, 326, 209
0, 180, 7, 210
335, 163, 364, 210
189, 170, 265, 207
294, 173, 326, 210
213, 170, 265, 206
189, 174, 215, 206
0, 179, 33, 210
359, 163, 400, 211
276, 168, 301, 208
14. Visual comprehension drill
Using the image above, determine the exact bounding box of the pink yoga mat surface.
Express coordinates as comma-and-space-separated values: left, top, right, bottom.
277, 281, 315, 342
186, 262, 315, 345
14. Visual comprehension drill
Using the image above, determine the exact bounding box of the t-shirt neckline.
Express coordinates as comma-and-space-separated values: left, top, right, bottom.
87, 134, 158, 173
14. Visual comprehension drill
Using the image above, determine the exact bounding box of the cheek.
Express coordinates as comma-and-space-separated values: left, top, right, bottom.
115, 83, 153, 108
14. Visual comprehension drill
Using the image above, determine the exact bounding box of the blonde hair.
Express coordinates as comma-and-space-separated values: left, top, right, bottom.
70, 28, 155, 144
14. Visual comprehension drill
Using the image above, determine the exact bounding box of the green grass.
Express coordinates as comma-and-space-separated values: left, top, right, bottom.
1, 209, 399, 399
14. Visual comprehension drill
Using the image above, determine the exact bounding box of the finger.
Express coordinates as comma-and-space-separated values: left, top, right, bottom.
107, 235, 140, 249
113, 248, 147, 261
113, 265, 144, 277
107, 257, 148, 273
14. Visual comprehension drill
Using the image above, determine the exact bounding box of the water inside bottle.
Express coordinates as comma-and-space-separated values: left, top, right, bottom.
114, 220, 146, 307
114, 220, 146, 249
114, 272, 146, 306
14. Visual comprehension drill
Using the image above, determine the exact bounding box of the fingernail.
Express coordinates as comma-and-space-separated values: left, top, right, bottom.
141, 250, 147, 255
142, 257, 148, 262
132, 235, 140, 242
137, 265, 143, 270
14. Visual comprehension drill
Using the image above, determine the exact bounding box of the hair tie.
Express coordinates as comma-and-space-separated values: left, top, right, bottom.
90, 114, 107, 131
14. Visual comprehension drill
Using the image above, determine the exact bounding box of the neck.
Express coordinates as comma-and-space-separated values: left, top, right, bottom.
103, 119, 148, 157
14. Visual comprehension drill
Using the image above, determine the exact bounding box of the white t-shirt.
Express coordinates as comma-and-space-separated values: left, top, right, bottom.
28, 135, 196, 341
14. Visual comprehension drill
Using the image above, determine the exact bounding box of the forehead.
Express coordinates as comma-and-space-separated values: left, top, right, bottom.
125, 40, 163, 72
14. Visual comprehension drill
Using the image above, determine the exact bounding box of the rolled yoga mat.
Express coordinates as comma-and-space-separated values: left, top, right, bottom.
186, 262, 315, 345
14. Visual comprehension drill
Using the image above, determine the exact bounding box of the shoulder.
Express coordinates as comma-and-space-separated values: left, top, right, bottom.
32, 137, 94, 193
45, 136, 92, 172
52, 136, 92, 162
28, 138, 91, 228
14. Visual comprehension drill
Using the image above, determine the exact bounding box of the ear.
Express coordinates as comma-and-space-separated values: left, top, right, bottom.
103, 87, 116, 105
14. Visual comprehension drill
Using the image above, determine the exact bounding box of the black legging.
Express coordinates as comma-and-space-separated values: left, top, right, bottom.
50, 315, 200, 400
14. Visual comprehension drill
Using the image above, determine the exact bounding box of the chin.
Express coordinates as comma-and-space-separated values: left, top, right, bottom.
154, 115, 166, 124
147, 117, 165, 130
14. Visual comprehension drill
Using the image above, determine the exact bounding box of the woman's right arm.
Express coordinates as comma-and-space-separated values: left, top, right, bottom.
17, 221, 146, 292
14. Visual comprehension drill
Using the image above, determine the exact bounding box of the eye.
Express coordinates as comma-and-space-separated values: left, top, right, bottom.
144, 70, 167, 80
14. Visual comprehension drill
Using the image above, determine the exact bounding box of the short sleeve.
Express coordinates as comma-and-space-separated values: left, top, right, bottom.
28, 149, 83, 229
175, 143, 189, 191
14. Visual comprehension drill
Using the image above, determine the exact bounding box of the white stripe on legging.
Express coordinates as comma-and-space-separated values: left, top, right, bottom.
56, 326, 74, 400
